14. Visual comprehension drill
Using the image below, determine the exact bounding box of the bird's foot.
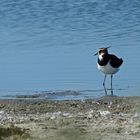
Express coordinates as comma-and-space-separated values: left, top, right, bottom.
111, 89, 113, 96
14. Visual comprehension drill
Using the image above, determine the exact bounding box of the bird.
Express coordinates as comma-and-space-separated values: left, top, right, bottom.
94, 47, 123, 95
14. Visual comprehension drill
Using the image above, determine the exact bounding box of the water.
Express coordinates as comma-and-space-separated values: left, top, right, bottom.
0, 0, 140, 99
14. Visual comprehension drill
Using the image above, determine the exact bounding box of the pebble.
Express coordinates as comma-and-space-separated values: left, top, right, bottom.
98, 110, 111, 117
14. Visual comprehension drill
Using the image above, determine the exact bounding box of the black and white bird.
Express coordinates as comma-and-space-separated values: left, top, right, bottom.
94, 47, 123, 95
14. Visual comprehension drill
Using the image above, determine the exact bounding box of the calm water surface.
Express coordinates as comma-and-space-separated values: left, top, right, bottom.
0, 0, 140, 98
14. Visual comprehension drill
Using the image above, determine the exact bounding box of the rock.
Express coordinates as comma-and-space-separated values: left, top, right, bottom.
50, 111, 61, 120
87, 109, 94, 119
98, 110, 111, 117
62, 112, 70, 117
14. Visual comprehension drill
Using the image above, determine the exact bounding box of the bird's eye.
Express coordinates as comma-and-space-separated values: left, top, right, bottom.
99, 50, 103, 54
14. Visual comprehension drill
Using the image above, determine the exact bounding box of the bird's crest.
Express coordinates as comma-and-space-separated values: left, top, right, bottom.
99, 46, 111, 51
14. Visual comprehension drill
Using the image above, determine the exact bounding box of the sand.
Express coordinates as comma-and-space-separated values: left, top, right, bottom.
0, 96, 140, 140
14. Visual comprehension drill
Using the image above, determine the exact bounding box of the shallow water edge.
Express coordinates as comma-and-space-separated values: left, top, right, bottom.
0, 88, 133, 101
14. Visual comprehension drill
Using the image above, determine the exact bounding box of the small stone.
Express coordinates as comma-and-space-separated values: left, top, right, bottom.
98, 110, 111, 117
62, 113, 70, 117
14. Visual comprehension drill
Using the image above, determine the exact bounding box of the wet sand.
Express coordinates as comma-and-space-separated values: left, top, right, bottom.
0, 96, 140, 140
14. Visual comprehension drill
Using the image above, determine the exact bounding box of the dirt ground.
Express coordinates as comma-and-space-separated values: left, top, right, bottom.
0, 96, 140, 140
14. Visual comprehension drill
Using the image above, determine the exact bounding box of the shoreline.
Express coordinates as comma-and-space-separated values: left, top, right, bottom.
0, 96, 140, 140
0, 89, 132, 101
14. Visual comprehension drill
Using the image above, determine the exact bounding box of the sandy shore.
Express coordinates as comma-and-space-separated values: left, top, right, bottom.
0, 96, 140, 140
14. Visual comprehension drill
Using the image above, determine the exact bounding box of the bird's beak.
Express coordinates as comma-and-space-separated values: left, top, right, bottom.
94, 52, 98, 56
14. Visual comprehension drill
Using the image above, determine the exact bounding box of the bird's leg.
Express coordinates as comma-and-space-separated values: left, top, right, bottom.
103, 74, 106, 86
111, 74, 113, 96
103, 74, 107, 95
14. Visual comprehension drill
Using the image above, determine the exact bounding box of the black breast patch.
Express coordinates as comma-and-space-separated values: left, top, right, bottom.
98, 55, 110, 66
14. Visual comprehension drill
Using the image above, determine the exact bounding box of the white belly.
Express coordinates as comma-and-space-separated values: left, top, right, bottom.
97, 63, 119, 75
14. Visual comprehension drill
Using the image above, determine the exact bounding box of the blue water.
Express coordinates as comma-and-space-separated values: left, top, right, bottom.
0, 0, 140, 98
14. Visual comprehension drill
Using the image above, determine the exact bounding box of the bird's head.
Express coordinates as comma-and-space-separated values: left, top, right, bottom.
94, 46, 110, 60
